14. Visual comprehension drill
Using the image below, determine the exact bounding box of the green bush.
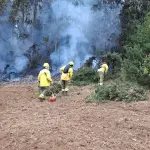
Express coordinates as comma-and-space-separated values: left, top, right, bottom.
104, 52, 122, 80
95, 52, 122, 80
121, 11, 150, 86
103, 52, 122, 74
72, 53, 122, 86
46, 82, 61, 96
122, 45, 144, 81
72, 67, 99, 86
36, 82, 61, 96
87, 81, 147, 103
138, 74, 150, 87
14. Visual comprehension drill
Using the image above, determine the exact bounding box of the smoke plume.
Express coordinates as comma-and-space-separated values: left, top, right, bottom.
42, 0, 123, 71
0, 0, 123, 75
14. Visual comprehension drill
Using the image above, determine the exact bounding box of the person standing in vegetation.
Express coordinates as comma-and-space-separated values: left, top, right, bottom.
97, 61, 108, 85
60, 61, 74, 95
38, 63, 53, 100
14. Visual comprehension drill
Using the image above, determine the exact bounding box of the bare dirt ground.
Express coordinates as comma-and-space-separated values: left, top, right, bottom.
0, 83, 150, 150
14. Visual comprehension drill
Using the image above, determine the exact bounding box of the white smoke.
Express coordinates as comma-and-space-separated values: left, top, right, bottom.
14, 56, 29, 73
44, 0, 123, 72
0, 0, 123, 75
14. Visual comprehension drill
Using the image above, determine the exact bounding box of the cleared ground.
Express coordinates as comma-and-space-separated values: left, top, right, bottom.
0, 83, 150, 150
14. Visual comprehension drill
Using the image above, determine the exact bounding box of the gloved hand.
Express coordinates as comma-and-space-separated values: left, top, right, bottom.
97, 69, 100, 72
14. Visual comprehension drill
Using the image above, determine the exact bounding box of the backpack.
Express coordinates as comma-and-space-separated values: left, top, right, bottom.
63, 65, 70, 73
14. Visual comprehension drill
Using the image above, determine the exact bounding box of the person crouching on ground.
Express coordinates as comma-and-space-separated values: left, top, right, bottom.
97, 61, 108, 86
38, 63, 52, 100
60, 61, 74, 96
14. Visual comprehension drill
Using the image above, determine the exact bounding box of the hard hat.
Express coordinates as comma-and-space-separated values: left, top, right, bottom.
69, 61, 74, 66
101, 64, 106, 68
43, 63, 49, 68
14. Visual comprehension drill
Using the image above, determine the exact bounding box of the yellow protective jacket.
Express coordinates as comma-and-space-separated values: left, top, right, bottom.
60, 65, 73, 81
38, 68, 52, 87
97, 63, 108, 73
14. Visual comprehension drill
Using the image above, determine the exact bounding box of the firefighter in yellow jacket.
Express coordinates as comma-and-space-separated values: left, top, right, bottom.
38, 63, 52, 100
60, 61, 74, 95
97, 61, 108, 86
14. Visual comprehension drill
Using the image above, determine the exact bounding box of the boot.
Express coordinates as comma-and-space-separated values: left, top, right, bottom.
98, 83, 103, 86
38, 94, 45, 102
62, 91, 65, 96
64, 91, 68, 96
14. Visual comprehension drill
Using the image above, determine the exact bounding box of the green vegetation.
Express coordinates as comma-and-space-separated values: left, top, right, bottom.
36, 82, 61, 96
87, 80, 148, 103
72, 67, 98, 86
72, 52, 122, 86
121, 7, 150, 87
46, 82, 62, 96
102, 52, 122, 80
75, 1, 150, 103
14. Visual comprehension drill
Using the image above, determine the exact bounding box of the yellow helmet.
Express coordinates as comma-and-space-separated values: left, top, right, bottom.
69, 61, 74, 66
43, 63, 49, 69
101, 64, 105, 68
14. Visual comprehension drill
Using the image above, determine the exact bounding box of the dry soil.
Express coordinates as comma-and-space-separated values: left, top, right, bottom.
0, 83, 150, 150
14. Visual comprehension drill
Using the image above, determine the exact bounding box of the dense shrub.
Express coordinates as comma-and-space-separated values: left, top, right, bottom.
36, 82, 61, 96
121, 11, 150, 87
102, 52, 122, 80
46, 82, 62, 96
72, 67, 99, 86
120, 0, 150, 49
87, 80, 147, 103
72, 52, 122, 86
